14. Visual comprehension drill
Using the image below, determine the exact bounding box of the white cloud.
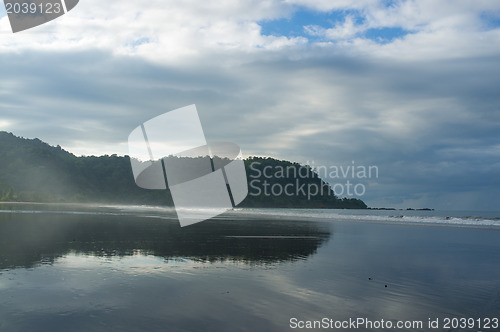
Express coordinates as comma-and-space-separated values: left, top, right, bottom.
305, 15, 365, 40
284, 0, 378, 12
1, 0, 499, 62
0, 0, 302, 61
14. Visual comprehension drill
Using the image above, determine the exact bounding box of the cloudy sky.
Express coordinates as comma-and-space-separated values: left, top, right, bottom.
1, 0, 500, 210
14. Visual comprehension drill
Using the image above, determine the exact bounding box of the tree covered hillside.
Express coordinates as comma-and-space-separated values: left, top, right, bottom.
0, 132, 366, 209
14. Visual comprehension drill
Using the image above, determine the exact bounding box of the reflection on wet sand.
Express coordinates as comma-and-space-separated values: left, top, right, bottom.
0, 211, 331, 270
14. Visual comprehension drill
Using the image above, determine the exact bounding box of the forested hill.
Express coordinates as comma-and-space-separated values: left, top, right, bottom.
0, 132, 366, 209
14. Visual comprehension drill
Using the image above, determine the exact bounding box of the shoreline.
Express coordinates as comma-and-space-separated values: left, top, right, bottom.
0, 202, 499, 230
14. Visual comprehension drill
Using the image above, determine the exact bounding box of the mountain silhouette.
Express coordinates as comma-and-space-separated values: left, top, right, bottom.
0, 131, 366, 208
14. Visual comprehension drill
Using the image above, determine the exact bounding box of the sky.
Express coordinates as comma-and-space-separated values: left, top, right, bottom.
1, 0, 500, 210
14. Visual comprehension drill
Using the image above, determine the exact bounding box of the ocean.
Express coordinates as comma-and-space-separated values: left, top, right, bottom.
0, 203, 499, 331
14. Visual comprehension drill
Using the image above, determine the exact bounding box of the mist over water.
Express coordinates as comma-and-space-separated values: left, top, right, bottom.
0, 204, 499, 331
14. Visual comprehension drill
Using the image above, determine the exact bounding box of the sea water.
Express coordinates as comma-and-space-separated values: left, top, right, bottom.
0, 203, 499, 331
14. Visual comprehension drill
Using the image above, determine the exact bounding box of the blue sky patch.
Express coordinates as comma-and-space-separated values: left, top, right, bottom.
130, 37, 150, 47
260, 9, 363, 41
479, 12, 500, 30
260, 8, 411, 44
